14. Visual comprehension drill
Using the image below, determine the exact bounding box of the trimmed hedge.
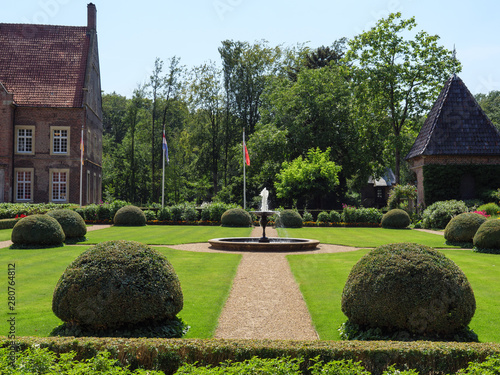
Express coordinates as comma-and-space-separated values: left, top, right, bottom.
444, 213, 486, 245
381, 209, 410, 229
473, 220, 500, 253
1, 337, 500, 375
11, 214, 65, 248
52, 240, 183, 335
114, 205, 147, 226
0, 218, 17, 229
341, 243, 476, 339
46, 209, 87, 240
221, 208, 252, 227
275, 210, 303, 228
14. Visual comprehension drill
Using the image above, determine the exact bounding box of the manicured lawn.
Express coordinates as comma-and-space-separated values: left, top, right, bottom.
0, 229, 12, 241
278, 227, 455, 248
0, 245, 240, 339
288, 249, 500, 342
82, 225, 253, 245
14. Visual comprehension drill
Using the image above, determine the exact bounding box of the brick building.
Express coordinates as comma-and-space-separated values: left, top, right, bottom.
406, 74, 500, 206
0, 3, 102, 205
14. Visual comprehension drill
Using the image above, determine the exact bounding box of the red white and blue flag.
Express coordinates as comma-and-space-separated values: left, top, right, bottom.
162, 130, 169, 163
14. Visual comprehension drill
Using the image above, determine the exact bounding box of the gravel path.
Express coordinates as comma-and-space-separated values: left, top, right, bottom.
212, 226, 320, 340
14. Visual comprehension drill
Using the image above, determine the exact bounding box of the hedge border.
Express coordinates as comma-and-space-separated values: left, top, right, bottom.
2, 337, 500, 375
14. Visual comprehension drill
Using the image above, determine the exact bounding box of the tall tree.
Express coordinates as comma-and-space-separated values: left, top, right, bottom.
188, 62, 224, 197
148, 58, 164, 202
346, 13, 459, 183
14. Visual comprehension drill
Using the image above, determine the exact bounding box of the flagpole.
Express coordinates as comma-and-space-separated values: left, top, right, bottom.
79, 126, 83, 207
243, 127, 246, 209
162, 128, 165, 209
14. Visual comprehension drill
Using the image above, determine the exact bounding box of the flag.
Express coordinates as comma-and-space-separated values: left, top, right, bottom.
162, 130, 169, 163
244, 142, 250, 166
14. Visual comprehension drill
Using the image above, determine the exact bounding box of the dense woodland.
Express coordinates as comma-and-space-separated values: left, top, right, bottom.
101, 13, 498, 210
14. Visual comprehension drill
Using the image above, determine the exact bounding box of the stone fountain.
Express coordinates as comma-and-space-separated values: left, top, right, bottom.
208, 188, 319, 251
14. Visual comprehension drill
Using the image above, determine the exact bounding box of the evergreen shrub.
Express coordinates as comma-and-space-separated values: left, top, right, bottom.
341, 243, 476, 340
11, 214, 65, 248
444, 213, 487, 245
342, 206, 382, 224
381, 209, 410, 229
330, 210, 342, 223
421, 200, 468, 229
113, 205, 146, 226
46, 209, 86, 241
317, 211, 330, 223
52, 240, 184, 337
473, 220, 500, 253
275, 210, 303, 228
220, 208, 252, 227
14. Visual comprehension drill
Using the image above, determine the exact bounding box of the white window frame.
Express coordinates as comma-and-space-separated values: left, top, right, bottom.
14, 168, 34, 202
50, 169, 69, 202
15, 126, 35, 155
50, 126, 70, 155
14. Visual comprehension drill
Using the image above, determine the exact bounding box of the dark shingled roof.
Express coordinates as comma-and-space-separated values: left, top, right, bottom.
406, 74, 500, 159
0, 23, 89, 107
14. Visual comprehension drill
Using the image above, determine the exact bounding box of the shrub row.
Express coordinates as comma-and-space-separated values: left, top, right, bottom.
315, 206, 383, 225
0, 218, 17, 229
0, 203, 77, 220
2, 337, 500, 375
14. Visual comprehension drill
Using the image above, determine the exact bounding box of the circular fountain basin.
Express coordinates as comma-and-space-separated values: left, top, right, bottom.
208, 237, 320, 252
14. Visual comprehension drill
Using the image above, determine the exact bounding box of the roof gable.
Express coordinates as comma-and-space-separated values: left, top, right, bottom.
406, 74, 500, 159
0, 23, 89, 107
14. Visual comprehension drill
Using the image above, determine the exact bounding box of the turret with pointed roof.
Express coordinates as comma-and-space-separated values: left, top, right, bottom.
407, 75, 500, 206
407, 74, 500, 159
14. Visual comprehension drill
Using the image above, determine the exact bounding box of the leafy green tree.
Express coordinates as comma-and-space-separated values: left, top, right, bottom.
476, 90, 500, 130
102, 92, 128, 142
347, 12, 459, 184
275, 148, 342, 208
188, 62, 224, 198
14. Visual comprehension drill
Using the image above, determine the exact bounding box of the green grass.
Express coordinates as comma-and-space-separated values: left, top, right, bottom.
278, 227, 455, 248
0, 245, 240, 339
288, 249, 500, 342
0, 229, 12, 241
82, 225, 253, 245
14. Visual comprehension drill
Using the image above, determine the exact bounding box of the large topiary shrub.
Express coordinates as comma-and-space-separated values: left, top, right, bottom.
421, 200, 468, 229
473, 220, 500, 253
113, 205, 146, 226
444, 213, 487, 245
46, 209, 87, 241
52, 240, 185, 338
221, 208, 252, 227
381, 209, 411, 229
341, 243, 476, 340
11, 214, 65, 248
275, 210, 303, 228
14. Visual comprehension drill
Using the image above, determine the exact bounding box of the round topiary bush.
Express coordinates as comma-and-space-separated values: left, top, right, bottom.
113, 205, 146, 226
444, 213, 487, 245
341, 243, 476, 340
46, 209, 87, 240
275, 210, 303, 228
52, 240, 184, 337
381, 209, 411, 229
473, 220, 500, 253
11, 215, 65, 248
221, 208, 252, 227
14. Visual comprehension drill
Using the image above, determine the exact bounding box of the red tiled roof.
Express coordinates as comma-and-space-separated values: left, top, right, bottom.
0, 23, 89, 107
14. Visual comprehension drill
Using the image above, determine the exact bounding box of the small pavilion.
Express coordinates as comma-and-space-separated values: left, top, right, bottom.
406, 74, 500, 206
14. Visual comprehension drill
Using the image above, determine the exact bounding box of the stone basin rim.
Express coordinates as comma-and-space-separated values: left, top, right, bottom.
208, 237, 320, 252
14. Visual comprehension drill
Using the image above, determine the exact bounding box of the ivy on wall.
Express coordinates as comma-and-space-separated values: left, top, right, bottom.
423, 164, 500, 205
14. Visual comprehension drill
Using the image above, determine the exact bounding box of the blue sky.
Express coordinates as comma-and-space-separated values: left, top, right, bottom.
2, 0, 499, 97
